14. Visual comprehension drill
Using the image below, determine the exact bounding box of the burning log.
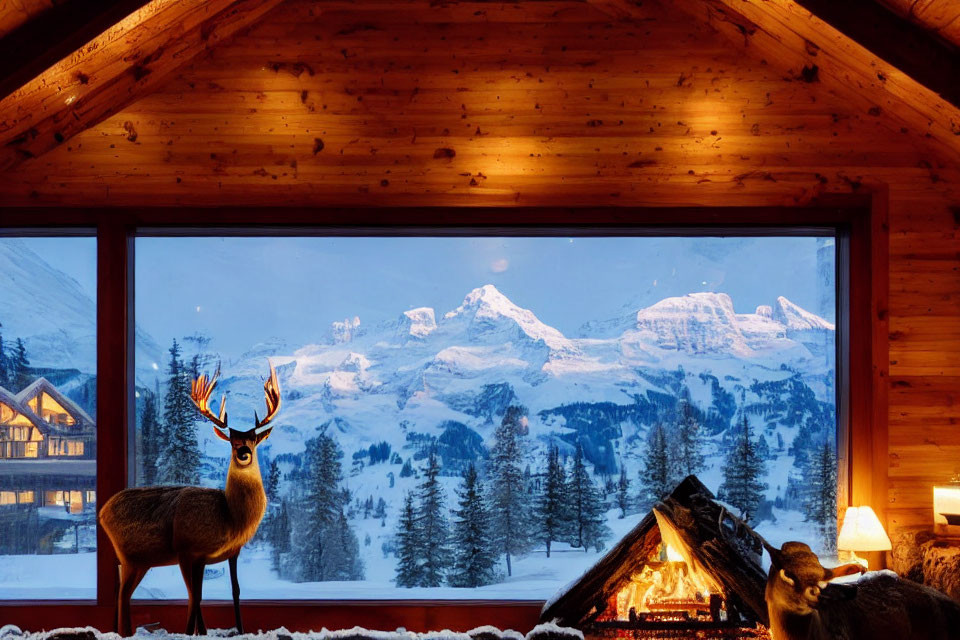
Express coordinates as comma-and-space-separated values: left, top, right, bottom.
541, 476, 770, 639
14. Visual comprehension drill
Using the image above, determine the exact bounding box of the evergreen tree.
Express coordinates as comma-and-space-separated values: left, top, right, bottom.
616, 462, 630, 519
394, 491, 423, 587
139, 390, 160, 485
10, 338, 31, 392
639, 423, 674, 507
373, 497, 387, 521
720, 415, 768, 523
536, 444, 569, 557
805, 441, 838, 554
269, 499, 292, 572
417, 448, 451, 586
675, 395, 705, 477
567, 443, 609, 552
488, 405, 531, 576
756, 434, 770, 459
159, 339, 200, 485
297, 433, 363, 581
326, 510, 364, 580
266, 458, 282, 502
450, 464, 497, 588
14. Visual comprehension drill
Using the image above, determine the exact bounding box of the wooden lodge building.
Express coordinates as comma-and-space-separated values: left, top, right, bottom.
0, 377, 96, 516
1, 0, 960, 633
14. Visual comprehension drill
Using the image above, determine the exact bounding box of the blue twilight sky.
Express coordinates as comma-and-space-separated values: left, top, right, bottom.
128, 235, 835, 360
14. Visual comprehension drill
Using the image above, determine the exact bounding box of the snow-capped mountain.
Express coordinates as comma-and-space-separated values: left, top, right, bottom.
201, 284, 835, 465
0, 239, 162, 376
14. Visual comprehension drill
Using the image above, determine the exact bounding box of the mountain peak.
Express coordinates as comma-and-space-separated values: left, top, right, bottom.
397, 307, 437, 339
774, 296, 834, 331
443, 284, 573, 352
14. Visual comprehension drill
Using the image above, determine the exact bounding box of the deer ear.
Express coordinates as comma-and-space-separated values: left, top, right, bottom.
212, 426, 230, 442
763, 541, 785, 568
825, 563, 866, 581
256, 427, 273, 444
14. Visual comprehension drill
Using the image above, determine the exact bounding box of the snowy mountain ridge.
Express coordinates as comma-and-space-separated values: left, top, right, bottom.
196, 284, 835, 468
0, 239, 162, 377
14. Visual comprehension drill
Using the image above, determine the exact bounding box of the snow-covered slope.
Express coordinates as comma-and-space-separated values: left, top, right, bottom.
204, 285, 835, 466
0, 239, 162, 375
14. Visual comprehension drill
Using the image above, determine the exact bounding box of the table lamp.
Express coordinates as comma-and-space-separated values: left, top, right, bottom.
837, 505, 891, 569
933, 474, 960, 535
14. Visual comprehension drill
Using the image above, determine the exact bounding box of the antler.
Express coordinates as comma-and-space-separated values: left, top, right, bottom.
190, 365, 229, 440
255, 361, 281, 430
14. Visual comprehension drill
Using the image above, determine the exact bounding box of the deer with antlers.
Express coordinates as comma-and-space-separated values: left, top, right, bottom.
99, 361, 281, 637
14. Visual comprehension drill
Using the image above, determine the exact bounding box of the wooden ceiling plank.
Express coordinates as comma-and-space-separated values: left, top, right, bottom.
662, 0, 960, 163
0, 0, 286, 172
867, 0, 960, 48
0, 0, 57, 39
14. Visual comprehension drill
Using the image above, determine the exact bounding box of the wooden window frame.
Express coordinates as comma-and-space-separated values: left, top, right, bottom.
0, 194, 888, 632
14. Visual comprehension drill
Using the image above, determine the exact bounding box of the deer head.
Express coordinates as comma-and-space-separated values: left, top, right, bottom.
190, 360, 281, 469
764, 541, 866, 615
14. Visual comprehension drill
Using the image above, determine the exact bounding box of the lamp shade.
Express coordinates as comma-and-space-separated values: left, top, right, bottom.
837, 506, 891, 552
934, 484, 960, 532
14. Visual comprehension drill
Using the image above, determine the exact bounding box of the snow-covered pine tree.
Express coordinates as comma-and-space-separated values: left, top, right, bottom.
374, 497, 387, 521
326, 510, 364, 580
756, 434, 770, 459
568, 443, 610, 552
139, 390, 160, 485
675, 394, 705, 477
417, 448, 451, 586
394, 491, 423, 587
720, 414, 767, 524
616, 462, 630, 518
638, 422, 674, 508
183, 334, 215, 384
805, 441, 838, 554
488, 405, 532, 577
536, 444, 569, 557
269, 499, 292, 572
10, 338, 31, 392
266, 458, 282, 502
450, 463, 497, 587
297, 433, 362, 581
159, 339, 200, 485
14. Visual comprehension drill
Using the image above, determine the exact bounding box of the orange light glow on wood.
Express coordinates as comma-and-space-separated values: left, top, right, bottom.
0, 0, 286, 171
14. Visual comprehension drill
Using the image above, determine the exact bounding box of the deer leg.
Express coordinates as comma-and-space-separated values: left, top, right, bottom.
178, 555, 198, 634
118, 564, 147, 637
229, 553, 244, 634
190, 560, 207, 635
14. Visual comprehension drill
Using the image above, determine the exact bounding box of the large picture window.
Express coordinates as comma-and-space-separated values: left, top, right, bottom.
130, 233, 837, 600
0, 235, 97, 600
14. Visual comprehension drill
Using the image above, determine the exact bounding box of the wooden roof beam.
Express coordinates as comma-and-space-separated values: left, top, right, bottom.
0, 0, 287, 173
0, 0, 155, 101
790, 0, 960, 109
589, 0, 960, 162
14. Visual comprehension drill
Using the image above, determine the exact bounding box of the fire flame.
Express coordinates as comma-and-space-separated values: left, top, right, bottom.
613, 510, 723, 619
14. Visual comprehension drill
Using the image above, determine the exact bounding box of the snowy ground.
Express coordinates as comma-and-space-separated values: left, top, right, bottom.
0, 447, 829, 601
0, 502, 830, 601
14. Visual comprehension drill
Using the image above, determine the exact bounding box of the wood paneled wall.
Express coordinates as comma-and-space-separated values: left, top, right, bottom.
0, 0, 956, 536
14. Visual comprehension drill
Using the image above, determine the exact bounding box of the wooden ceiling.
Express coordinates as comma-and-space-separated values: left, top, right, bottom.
1, 0, 959, 177
0, 0, 51, 37
876, 0, 960, 48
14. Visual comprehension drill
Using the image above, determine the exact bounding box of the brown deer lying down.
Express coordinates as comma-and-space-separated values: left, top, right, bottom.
765, 541, 960, 640
99, 362, 281, 637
